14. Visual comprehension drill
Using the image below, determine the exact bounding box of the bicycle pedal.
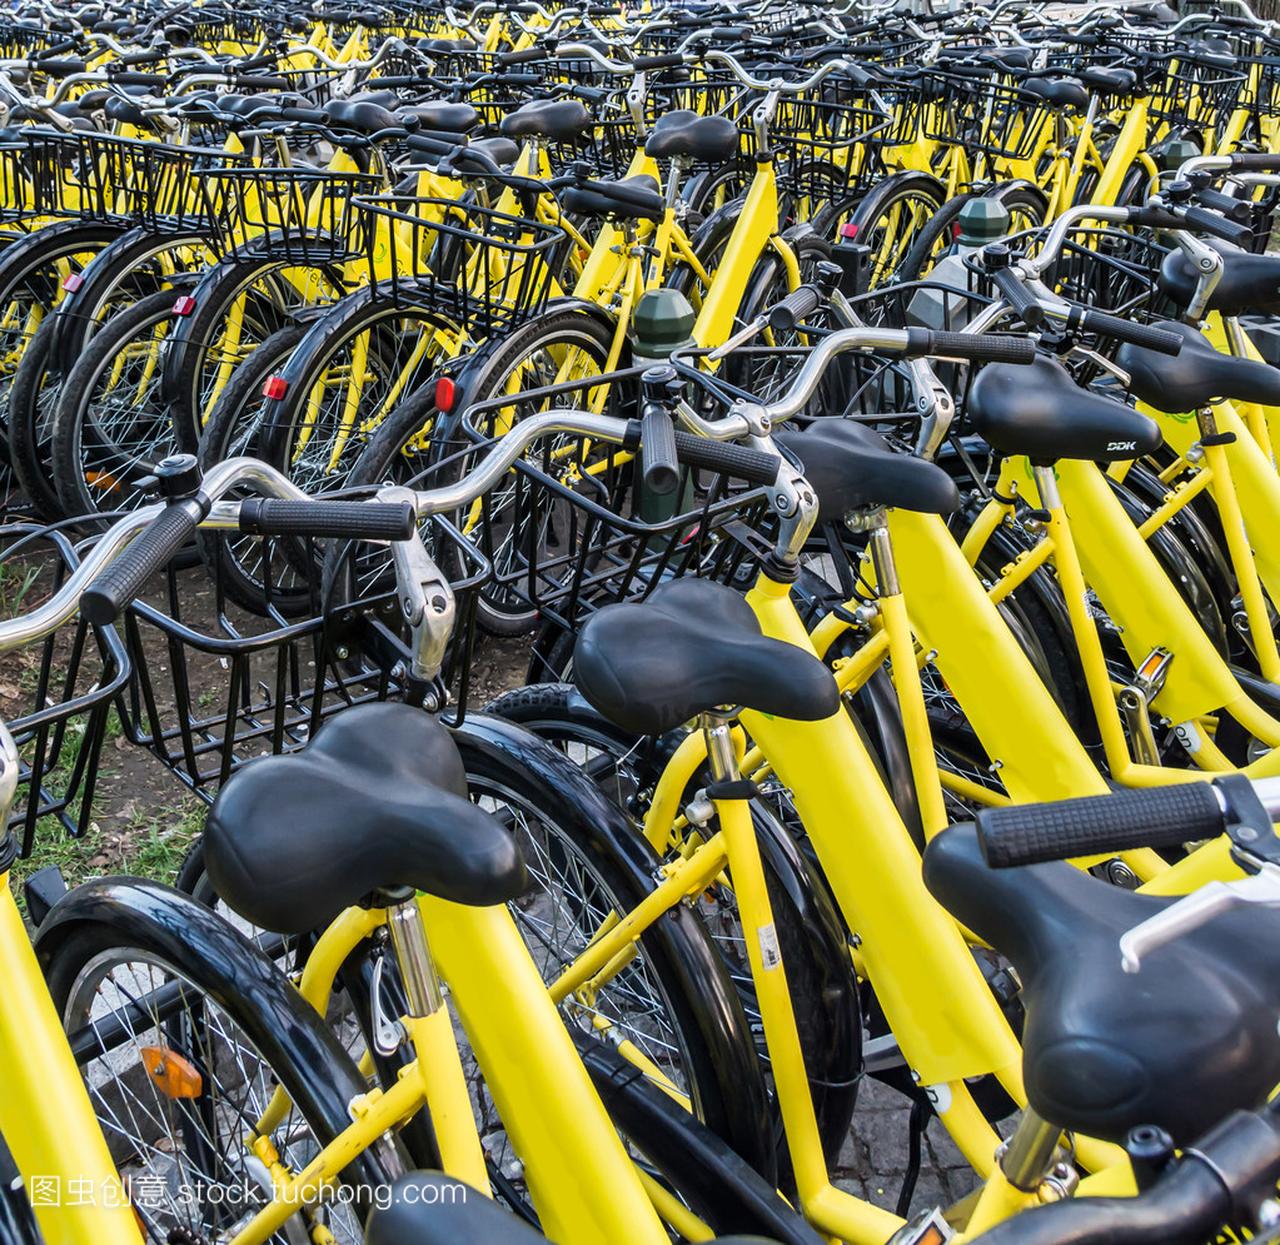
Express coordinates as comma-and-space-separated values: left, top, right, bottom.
1132, 647, 1174, 705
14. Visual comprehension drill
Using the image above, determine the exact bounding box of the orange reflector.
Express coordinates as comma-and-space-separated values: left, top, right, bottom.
85, 470, 121, 494
1137, 652, 1166, 681
141, 1046, 203, 1099
262, 375, 289, 400
435, 375, 456, 412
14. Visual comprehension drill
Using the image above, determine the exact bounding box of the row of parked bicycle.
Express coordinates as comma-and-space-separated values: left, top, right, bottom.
8, 0, 1280, 1243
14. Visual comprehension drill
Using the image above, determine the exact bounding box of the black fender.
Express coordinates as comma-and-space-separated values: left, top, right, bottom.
0, 219, 127, 312
33, 877, 394, 1191
49, 225, 209, 362
579, 1039, 824, 1245
436, 296, 621, 446
989, 177, 1050, 217
161, 251, 346, 401
448, 710, 777, 1182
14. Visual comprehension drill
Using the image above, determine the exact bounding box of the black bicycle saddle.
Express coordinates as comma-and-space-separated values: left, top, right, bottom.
500, 98, 592, 143
774, 419, 960, 517
204, 702, 527, 934
399, 100, 479, 134
574, 578, 840, 735
1117, 318, 1280, 411
1160, 241, 1280, 318
645, 110, 740, 163
969, 354, 1161, 462
923, 824, 1280, 1144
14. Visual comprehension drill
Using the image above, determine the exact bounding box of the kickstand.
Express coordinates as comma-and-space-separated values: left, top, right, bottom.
896, 1094, 934, 1218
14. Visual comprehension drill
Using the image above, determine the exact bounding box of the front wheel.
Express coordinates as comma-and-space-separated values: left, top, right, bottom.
38, 879, 398, 1244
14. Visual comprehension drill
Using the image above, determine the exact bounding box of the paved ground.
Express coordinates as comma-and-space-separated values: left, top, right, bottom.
836, 1078, 981, 1220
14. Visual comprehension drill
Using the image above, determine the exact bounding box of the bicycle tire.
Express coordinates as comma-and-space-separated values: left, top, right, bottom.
195, 321, 316, 615
37, 878, 399, 1243
50, 290, 181, 526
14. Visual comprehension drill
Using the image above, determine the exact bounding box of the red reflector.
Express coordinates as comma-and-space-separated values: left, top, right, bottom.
435, 376, 456, 413
261, 375, 289, 400
172, 295, 197, 316
952, 222, 963, 240
61, 272, 83, 292
839, 222, 859, 240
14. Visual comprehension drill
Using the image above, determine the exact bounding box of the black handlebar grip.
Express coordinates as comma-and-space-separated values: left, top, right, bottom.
406, 132, 455, 156
81, 502, 201, 625
987, 266, 1044, 327
640, 406, 679, 495
495, 46, 549, 66
633, 52, 687, 71
673, 432, 780, 485
238, 498, 416, 540
35, 58, 89, 74
1126, 204, 1185, 231
1228, 152, 1280, 172
1078, 309, 1183, 355
1183, 204, 1253, 244
231, 74, 291, 90
1193, 187, 1251, 224
236, 52, 280, 72
767, 284, 821, 333
106, 70, 167, 86
976, 783, 1225, 868
906, 328, 1036, 364
115, 49, 167, 66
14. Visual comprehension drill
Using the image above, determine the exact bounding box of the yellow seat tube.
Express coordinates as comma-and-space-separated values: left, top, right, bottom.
0, 882, 143, 1245
742, 576, 1023, 1086
420, 898, 668, 1245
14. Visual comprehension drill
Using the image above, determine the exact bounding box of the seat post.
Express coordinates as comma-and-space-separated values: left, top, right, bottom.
387, 894, 444, 1018
997, 1110, 1073, 1197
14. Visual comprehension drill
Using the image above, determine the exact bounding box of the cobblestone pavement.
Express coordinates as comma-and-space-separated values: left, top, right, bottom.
834, 1079, 985, 1220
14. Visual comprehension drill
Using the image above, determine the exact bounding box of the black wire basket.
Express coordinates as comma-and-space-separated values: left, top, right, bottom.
26, 131, 246, 232
1149, 51, 1250, 135
114, 515, 487, 801
359, 194, 571, 335
1, 521, 131, 853
0, 141, 50, 224
195, 165, 381, 264
921, 70, 1052, 162
448, 364, 771, 644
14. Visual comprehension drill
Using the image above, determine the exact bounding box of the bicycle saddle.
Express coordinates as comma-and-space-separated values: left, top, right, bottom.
1079, 65, 1137, 95
922, 824, 1280, 1144
323, 97, 401, 135
399, 100, 479, 134
501, 98, 593, 143
204, 702, 527, 935
365, 1173, 782, 1245
562, 173, 663, 222
645, 111, 740, 163
1160, 241, 1280, 318
774, 419, 960, 517
968, 354, 1161, 463
1117, 319, 1280, 411
573, 578, 840, 735
418, 37, 478, 52
1022, 76, 1088, 110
